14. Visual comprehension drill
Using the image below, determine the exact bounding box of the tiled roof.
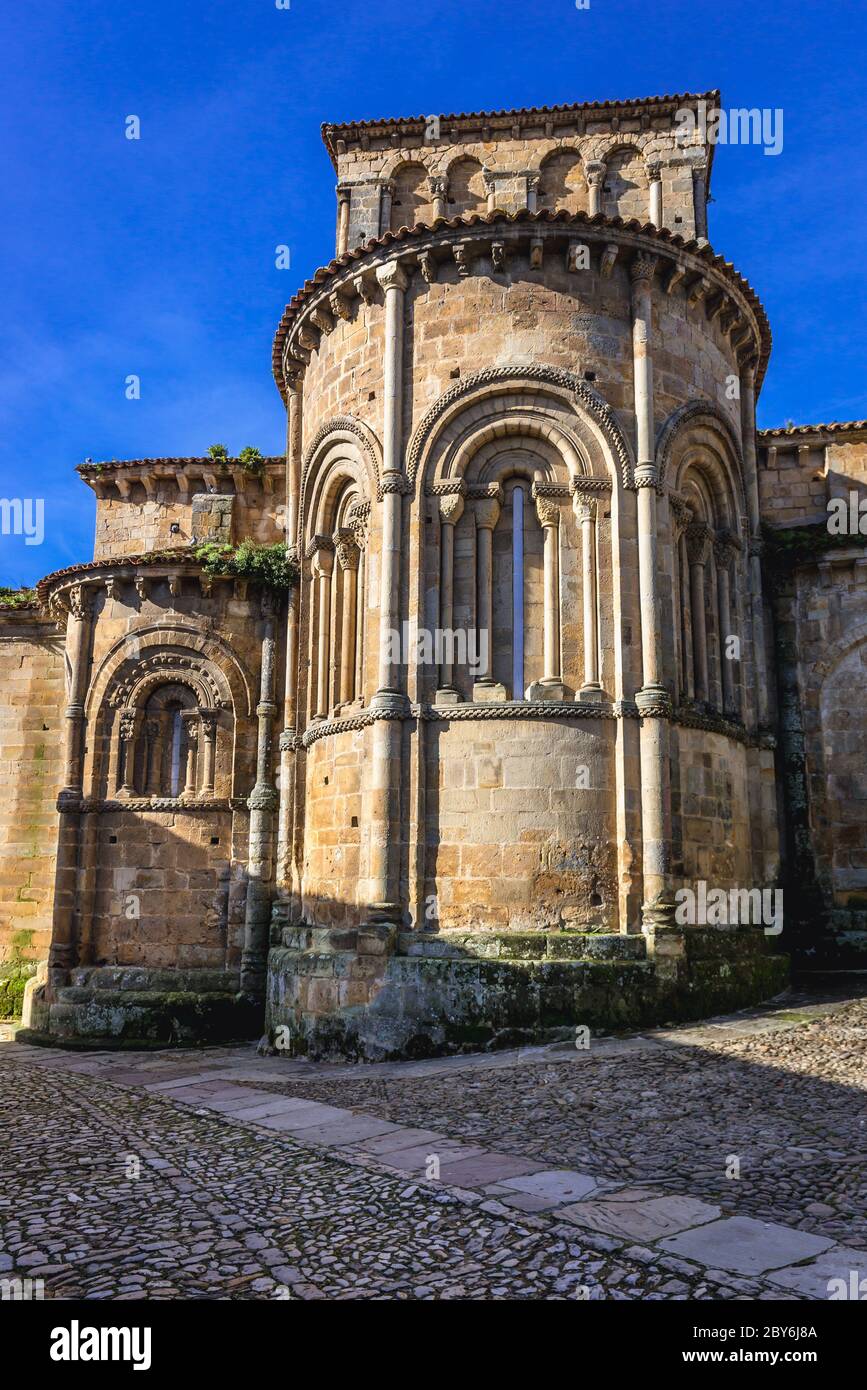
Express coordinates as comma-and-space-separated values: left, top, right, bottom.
34, 549, 208, 605
758, 420, 867, 440
321, 90, 721, 164
271, 206, 771, 399
77, 456, 284, 475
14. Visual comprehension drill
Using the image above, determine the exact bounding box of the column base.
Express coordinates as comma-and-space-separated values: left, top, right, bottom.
576, 683, 606, 704
434, 687, 463, 706
526, 679, 572, 702
472, 680, 508, 703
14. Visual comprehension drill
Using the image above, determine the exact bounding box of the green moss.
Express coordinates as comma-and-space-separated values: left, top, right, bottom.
193, 539, 298, 591
763, 521, 867, 571
0, 586, 37, 610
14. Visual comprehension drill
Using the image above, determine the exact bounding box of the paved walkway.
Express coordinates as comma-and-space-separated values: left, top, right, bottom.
1, 990, 865, 1300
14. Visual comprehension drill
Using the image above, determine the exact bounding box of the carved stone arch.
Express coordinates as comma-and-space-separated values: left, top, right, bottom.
536, 146, 588, 215
443, 156, 488, 216
408, 366, 634, 492
379, 152, 435, 182
387, 160, 434, 231
299, 417, 380, 548
466, 436, 567, 488
658, 400, 747, 529
85, 623, 255, 723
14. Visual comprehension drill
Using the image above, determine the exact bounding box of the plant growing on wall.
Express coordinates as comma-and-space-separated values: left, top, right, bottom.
0, 586, 37, 609
193, 540, 298, 590
237, 446, 264, 476
207, 443, 229, 460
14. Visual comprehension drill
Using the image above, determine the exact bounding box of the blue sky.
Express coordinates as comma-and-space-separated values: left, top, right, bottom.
1, 0, 865, 585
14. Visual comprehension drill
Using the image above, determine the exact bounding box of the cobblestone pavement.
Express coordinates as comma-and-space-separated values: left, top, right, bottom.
1, 989, 865, 1301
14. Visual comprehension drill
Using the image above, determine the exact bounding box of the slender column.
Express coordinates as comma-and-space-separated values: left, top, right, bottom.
48, 583, 95, 989
630, 254, 674, 932
336, 187, 351, 256
198, 710, 217, 797
686, 523, 711, 703
275, 584, 300, 904
368, 259, 410, 927
528, 494, 569, 700
632, 256, 664, 693
117, 710, 138, 796
715, 536, 738, 717
285, 373, 303, 549
242, 597, 279, 998
692, 160, 708, 240
740, 358, 770, 728
378, 180, 394, 236
146, 717, 164, 796
435, 491, 464, 702
526, 172, 540, 213
471, 493, 506, 700
311, 542, 334, 718
181, 710, 199, 797
430, 175, 447, 221
335, 531, 360, 706
646, 159, 662, 227
574, 492, 602, 698
354, 537, 365, 698
585, 161, 605, 215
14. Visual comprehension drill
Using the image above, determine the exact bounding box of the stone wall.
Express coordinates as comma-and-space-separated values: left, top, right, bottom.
0, 608, 64, 973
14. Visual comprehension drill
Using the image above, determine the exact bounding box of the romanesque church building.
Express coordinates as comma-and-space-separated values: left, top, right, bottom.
2, 91, 865, 1057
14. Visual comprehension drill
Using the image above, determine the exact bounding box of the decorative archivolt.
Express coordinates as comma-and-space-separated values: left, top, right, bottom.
85, 623, 255, 722
657, 399, 748, 526
408, 366, 634, 491
298, 416, 381, 546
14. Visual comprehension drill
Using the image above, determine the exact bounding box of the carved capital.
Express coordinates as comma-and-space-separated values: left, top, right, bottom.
68, 584, 93, 620
572, 492, 598, 523
535, 495, 561, 529
334, 531, 360, 571
585, 159, 606, 187
438, 493, 465, 526
472, 497, 501, 531
630, 254, 658, 285
310, 545, 334, 579
686, 521, 712, 567
376, 260, 409, 294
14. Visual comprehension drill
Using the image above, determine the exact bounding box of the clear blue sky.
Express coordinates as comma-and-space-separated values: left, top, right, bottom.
1, 0, 865, 585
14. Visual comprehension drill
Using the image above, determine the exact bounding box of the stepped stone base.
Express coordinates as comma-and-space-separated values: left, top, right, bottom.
19, 967, 260, 1049
265, 925, 789, 1062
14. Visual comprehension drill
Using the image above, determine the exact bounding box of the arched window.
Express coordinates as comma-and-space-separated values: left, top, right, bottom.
537, 151, 587, 215
390, 163, 432, 231
447, 158, 487, 217
308, 486, 366, 720
602, 148, 647, 221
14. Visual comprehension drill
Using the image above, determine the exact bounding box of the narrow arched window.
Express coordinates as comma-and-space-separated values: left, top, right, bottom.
512, 484, 525, 699
169, 707, 183, 797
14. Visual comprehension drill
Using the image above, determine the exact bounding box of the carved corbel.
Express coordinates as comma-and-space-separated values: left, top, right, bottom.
686, 276, 711, 308
353, 268, 378, 304
600, 243, 620, 278
664, 262, 687, 295
418, 250, 438, 284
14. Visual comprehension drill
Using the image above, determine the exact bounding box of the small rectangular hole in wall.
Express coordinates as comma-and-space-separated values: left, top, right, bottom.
210, 836, 220, 845
324, 776, 329, 785
351, 816, 358, 828
450, 368, 460, 379
584, 371, 596, 382
368, 390, 376, 401
109, 835, 117, 844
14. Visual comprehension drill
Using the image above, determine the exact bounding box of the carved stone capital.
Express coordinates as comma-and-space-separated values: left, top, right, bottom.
686, 522, 712, 566
334, 532, 360, 571
630, 254, 658, 285
376, 260, 409, 294
585, 159, 606, 187
68, 583, 93, 620
472, 497, 501, 531
572, 492, 598, 522
438, 493, 465, 526
310, 545, 334, 579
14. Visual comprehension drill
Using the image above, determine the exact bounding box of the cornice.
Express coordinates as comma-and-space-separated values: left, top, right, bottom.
271, 208, 771, 403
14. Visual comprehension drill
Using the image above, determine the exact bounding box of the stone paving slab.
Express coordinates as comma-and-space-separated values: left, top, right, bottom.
253, 1102, 349, 1132
498, 1169, 600, 1205
228, 1098, 321, 1121
767, 1245, 867, 1298
435, 1153, 544, 1188
380, 1143, 489, 1174
559, 1194, 721, 1242
350, 1128, 446, 1156
659, 1216, 836, 1275
289, 1116, 401, 1147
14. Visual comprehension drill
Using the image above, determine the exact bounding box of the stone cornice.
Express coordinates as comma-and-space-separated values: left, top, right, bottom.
320, 89, 721, 167
272, 209, 771, 404
77, 457, 285, 502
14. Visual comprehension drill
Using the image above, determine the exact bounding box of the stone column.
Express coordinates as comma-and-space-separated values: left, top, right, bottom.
275, 368, 303, 917
311, 541, 334, 719
692, 161, 708, 240
471, 493, 507, 701
646, 159, 662, 227
715, 535, 738, 716
574, 491, 603, 700
740, 358, 770, 728
368, 259, 411, 928
686, 523, 711, 703
378, 180, 394, 237
242, 596, 279, 999
117, 710, 138, 796
526, 172, 540, 213
181, 710, 199, 797
146, 717, 164, 796
335, 530, 360, 707
49, 582, 95, 989
336, 187, 351, 256
430, 175, 447, 221
630, 255, 674, 931
198, 710, 217, 797
435, 491, 464, 703
586, 161, 606, 216
528, 494, 569, 701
